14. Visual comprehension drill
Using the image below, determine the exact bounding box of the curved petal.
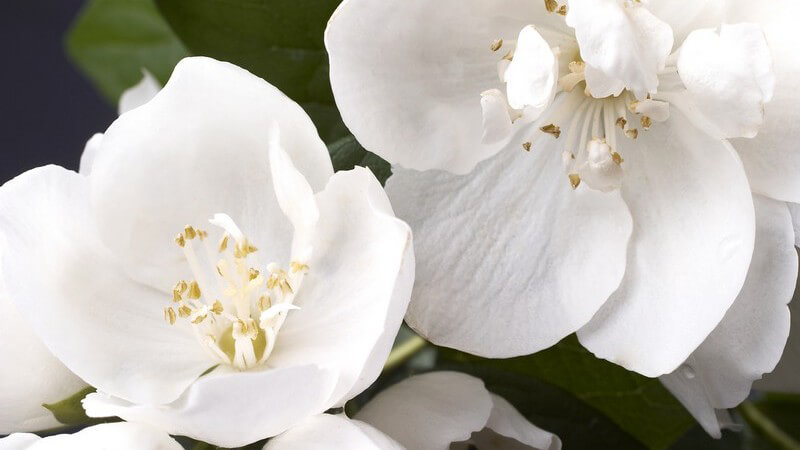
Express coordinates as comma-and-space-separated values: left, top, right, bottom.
356, 372, 493, 450
118, 69, 161, 115
90, 57, 333, 289
565, 0, 673, 98
660, 195, 795, 437
583, 64, 625, 99
325, 0, 572, 174
485, 394, 561, 450
0, 423, 182, 450
675, 24, 774, 139
646, 0, 726, 45
724, 0, 800, 202
578, 109, 756, 377
386, 102, 632, 357
78, 133, 103, 176
83, 364, 337, 448
504, 26, 557, 114
267, 167, 414, 406
0, 285, 87, 434
0, 166, 211, 405
265, 414, 402, 450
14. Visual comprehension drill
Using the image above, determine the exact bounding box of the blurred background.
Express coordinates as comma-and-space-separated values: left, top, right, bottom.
0, 1, 116, 184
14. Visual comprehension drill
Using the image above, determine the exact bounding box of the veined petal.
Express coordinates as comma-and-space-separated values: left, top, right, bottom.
660, 195, 795, 437
578, 109, 756, 377
0, 422, 183, 450
0, 166, 211, 405
83, 364, 337, 448
386, 100, 632, 357
117, 69, 161, 115
325, 0, 572, 174
264, 415, 402, 450
267, 167, 414, 406
90, 57, 333, 289
0, 276, 87, 434
674, 24, 774, 139
565, 0, 673, 98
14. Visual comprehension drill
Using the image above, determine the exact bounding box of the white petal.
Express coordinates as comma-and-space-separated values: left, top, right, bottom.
90, 57, 333, 288
646, 0, 727, 45
791, 202, 800, 248
578, 109, 756, 377
117, 69, 161, 115
565, 0, 673, 98
325, 0, 573, 174
386, 94, 632, 357
265, 414, 402, 450
674, 24, 774, 139
356, 372, 494, 450
485, 394, 561, 450
480, 89, 516, 145
756, 281, 800, 393
660, 195, 795, 437
0, 284, 87, 434
78, 133, 103, 176
0, 166, 211, 405
0, 423, 182, 450
504, 26, 557, 114
83, 364, 337, 448
583, 64, 625, 98
724, 0, 800, 202
268, 167, 414, 406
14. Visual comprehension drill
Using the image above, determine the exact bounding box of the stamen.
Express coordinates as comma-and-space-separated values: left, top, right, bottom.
490, 39, 503, 52
540, 124, 561, 138
522, 141, 532, 152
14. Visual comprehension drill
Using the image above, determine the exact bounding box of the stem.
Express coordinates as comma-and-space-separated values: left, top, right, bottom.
383, 335, 427, 372
739, 401, 800, 450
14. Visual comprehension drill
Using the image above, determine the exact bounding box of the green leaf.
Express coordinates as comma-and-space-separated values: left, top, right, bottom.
328, 135, 392, 185
42, 387, 103, 427
439, 335, 696, 450
66, 0, 190, 104
154, 0, 347, 142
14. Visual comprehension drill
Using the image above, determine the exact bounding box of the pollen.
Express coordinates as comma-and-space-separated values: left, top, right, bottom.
540, 124, 562, 138
568, 173, 581, 189
490, 39, 503, 52
522, 141, 532, 152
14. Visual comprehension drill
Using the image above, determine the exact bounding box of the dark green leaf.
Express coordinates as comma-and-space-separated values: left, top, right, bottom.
42, 387, 104, 427
328, 135, 391, 185
154, 0, 347, 142
66, 0, 190, 103
440, 335, 696, 449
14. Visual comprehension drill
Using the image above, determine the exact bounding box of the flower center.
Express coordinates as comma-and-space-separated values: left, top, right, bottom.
163, 213, 308, 371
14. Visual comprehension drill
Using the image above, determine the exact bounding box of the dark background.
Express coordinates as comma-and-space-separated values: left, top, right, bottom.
0, 1, 116, 184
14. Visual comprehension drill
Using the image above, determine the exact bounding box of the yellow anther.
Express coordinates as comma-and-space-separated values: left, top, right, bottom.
178, 305, 192, 318
490, 39, 503, 52
557, 4, 567, 15
522, 142, 532, 152
540, 124, 562, 139
290, 262, 309, 273
175, 233, 186, 248
172, 290, 183, 302
568, 173, 581, 190
616, 117, 627, 129
184, 226, 197, 240
234, 240, 258, 259
640, 116, 652, 130
544, 0, 558, 12
502, 50, 514, 61
187, 281, 202, 300
175, 280, 188, 294
192, 314, 207, 324
568, 61, 585, 73
211, 300, 224, 315
249, 268, 261, 281
218, 235, 229, 253
612, 152, 624, 165
164, 307, 176, 325
258, 295, 271, 311
197, 230, 208, 240
625, 128, 639, 139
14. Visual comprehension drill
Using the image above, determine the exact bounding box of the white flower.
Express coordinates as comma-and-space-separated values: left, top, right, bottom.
267, 371, 560, 450
325, 0, 798, 432
0, 56, 414, 447
0, 422, 182, 450
0, 72, 162, 434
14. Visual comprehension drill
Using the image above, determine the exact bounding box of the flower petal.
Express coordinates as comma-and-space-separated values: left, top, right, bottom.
265, 414, 402, 450
325, 0, 572, 174
356, 372, 493, 450
117, 69, 161, 115
267, 167, 414, 406
756, 282, 800, 393
673, 24, 774, 139
78, 133, 103, 176
0, 423, 183, 450
578, 109, 756, 377
724, 0, 800, 202
0, 284, 87, 434
386, 99, 632, 357
646, 0, 726, 45
485, 394, 561, 450
565, 0, 673, 98
660, 195, 795, 437
83, 364, 337, 448
89, 57, 333, 289
504, 25, 558, 114
0, 166, 211, 405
